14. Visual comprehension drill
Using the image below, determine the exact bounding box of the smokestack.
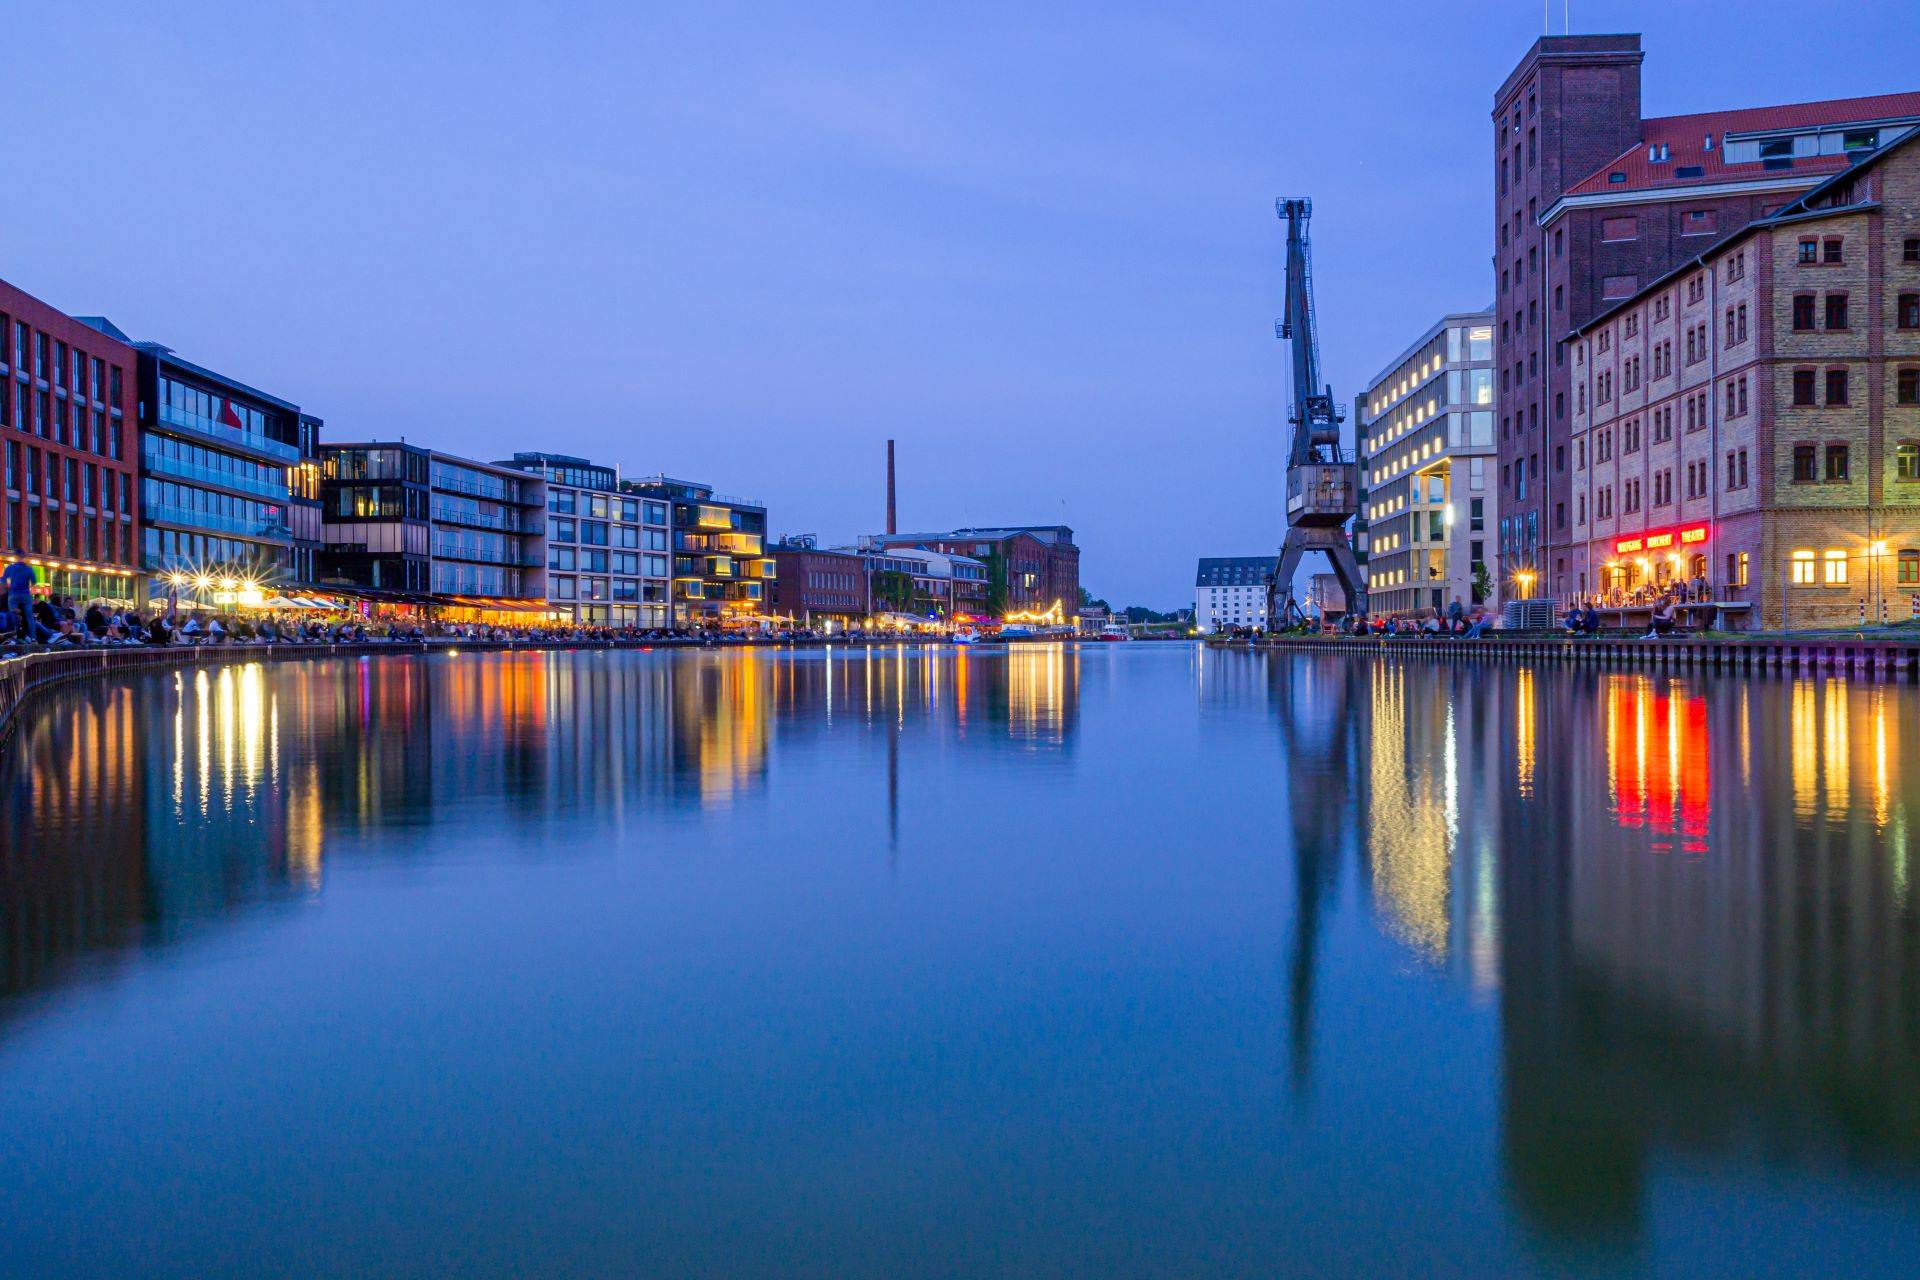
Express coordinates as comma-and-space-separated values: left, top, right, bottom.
886, 439, 897, 535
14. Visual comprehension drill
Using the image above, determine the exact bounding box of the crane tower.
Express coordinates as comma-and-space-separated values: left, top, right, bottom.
1267, 197, 1364, 623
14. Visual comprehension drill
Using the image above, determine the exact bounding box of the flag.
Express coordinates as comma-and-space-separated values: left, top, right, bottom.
219, 399, 244, 431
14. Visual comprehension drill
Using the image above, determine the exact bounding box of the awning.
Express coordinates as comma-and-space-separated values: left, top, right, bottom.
440, 595, 554, 614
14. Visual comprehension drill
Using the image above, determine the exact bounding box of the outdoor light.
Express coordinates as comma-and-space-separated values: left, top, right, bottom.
1871, 540, 1888, 556
194, 576, 212, 590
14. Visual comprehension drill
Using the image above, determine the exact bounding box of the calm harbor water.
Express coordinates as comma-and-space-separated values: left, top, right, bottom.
1, 643, 1917, 1278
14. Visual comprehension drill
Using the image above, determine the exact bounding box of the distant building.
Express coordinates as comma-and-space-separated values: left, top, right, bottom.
1195, 556, 1273, 632
1358, 310, 1498, 615
499, 452, 671, 627
3, 289, 142, 605
1308, 572, 1348, 619
871, 525, 1079, 619
770, 537, 870, 629
626, 476, 772, 628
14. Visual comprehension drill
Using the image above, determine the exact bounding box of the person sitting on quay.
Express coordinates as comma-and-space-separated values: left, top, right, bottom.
1644, 595, 1678, 639
1463, 606, 1494, 639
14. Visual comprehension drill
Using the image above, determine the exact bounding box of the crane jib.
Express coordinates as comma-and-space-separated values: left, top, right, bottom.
1268, 195, 1364, 623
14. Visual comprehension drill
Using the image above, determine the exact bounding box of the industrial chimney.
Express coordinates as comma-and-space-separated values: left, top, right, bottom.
886, 439, 897, 535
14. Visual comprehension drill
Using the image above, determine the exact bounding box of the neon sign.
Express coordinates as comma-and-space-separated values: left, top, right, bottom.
1615, 522, 1710, 557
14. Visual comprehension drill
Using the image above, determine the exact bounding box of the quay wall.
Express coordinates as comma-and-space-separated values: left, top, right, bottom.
1205, 634, 1920, 681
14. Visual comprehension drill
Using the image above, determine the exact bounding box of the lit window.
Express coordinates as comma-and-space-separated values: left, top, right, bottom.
1823, 549, 1849, 585
1791, 550, 1817, 584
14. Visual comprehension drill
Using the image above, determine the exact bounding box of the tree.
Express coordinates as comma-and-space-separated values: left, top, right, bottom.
983, 548, 1009, 616
873, 570, 913, 612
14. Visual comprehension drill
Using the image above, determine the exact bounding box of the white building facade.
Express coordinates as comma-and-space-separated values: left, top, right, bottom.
1358, 311, 1500, 615
1195, 556, 1273, 632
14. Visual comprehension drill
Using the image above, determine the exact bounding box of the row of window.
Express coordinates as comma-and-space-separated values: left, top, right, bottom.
547, 489, 667, 524
5, 380, 125, 460
547, 517, 668, 550
4, 317, 124, 403
4, 503, 133, 567
549, 576, 670, 604
547, 547, 669, 576
5, 442, 133, 512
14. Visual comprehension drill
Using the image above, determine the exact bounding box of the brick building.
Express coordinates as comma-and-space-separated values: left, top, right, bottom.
0, 282, 142, 604
874, 525, 1079, 619
1491, 32, 1920, 600
1564, 130, 1920, 629
770, 538, 871, 628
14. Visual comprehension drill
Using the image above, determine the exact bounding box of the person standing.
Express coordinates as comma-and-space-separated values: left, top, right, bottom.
1, 558, 35, 635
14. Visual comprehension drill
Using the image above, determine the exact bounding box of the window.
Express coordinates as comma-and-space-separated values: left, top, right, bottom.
1793, 369, 1818, 405
1682, 209, 1716, 236
1907, 238, 1920, 263
1900, 550, 1920, 585
1901, 369, 1920, 405
1793, 444, 1818, 482
1899, 294, 1920, 330
1826, 443, 1849, 481
1826, 294, 1849, 330
1826, 369, 1849, 405
1728, 551, 1750, 587
1824, 549, 1849, 585
1799, 238, 1820, 264
1823, 237, 1843, 264
1898, 443, 1920, 481
1790, 550, 1817, 584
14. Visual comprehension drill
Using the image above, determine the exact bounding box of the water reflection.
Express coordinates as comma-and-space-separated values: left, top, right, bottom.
0, 645, 1079, 1008
2, 643, 1917, 1273
1247, 648, 1920, 1249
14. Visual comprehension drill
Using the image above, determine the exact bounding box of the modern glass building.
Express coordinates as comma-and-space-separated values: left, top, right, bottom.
627, 475, 773, 629
129, 338, 303, 603
499, 452, 671, 628
1357, 311, 1499, 615
317, 442, 432, 592
320, 443, 547, 620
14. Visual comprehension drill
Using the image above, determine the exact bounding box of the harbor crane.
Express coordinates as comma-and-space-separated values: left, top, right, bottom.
1266, 197, 1364, 625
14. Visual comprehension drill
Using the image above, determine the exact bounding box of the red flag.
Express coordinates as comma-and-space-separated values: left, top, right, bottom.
219, 398, 244, 431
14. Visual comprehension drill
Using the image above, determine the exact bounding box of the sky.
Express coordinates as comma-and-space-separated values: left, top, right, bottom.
6, 1, 1916, 607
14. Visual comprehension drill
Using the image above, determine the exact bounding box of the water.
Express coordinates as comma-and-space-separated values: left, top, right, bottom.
1, 644, 1916, 1278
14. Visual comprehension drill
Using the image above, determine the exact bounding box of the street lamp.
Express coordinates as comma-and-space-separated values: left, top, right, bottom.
1514, 570, 1535, 600
1870, 539, 1889, 624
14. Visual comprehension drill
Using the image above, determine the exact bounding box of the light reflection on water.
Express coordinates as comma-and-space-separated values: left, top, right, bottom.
0, 644, 1917, 1278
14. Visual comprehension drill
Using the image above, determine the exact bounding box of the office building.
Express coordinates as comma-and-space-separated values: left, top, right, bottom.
1492, 32, 1920, 600
1, 284, 141, 604
320, 442, 548, 621
112, 330, 305, 603
1359, 310, 1499, 615
1565, 130, 1920, 629
500, 453, 671, 627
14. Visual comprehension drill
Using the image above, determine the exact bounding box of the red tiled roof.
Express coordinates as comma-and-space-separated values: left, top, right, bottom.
1563, 90, 1920, 198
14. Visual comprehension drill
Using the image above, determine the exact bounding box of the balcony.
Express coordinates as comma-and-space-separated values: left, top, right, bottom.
145, 502, 291, 542
157, 403, 300, 463
144, 451, 291, 502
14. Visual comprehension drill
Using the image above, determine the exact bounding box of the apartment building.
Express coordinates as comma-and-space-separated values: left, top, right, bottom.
500, 452, 671, 627
1358, 311, 1499, 615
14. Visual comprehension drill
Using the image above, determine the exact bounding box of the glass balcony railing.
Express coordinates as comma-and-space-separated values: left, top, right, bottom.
144, 502, 290, 541
157, 403, 300, 463
144, 452, 291, 502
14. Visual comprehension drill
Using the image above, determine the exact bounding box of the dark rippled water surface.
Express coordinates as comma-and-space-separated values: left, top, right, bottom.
1, 644, 1917, 1278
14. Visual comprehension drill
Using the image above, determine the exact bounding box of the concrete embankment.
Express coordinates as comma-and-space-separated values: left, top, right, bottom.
1205, 633, 1920, 681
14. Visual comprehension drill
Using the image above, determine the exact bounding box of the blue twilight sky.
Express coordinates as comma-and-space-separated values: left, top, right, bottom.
5, 1, 1915, 606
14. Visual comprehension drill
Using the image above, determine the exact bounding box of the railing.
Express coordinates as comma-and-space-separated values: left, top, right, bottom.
156, 403, 301, 463
143, 503, 291, 541
144, 451, 291, 501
